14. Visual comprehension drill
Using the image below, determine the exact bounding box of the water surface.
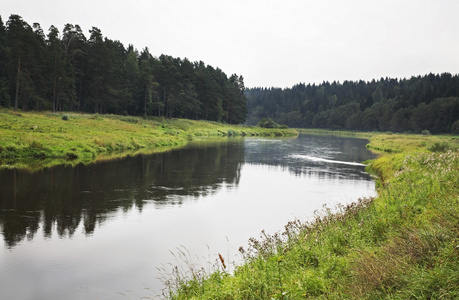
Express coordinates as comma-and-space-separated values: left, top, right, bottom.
0, 134, 376, 299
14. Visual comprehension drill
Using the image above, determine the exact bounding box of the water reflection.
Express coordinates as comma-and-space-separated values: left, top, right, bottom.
0, 134, 377, 300
0, 139, 244, 248
0, 135, 375, 249
244, 135, 375, 180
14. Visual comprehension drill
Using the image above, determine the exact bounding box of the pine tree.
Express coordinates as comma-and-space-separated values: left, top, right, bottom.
0, 16, 10, 107
62, 23, 87, 111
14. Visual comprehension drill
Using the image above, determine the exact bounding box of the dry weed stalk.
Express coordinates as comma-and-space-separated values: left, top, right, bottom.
218, 253, 226, 270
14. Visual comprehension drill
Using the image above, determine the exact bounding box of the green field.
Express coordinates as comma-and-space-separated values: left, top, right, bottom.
0, 109, 297, 170
163, 131, 459, 299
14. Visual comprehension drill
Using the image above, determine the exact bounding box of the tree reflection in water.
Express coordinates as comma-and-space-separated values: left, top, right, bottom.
0, 135, 375, 249
0, 139, 245, 248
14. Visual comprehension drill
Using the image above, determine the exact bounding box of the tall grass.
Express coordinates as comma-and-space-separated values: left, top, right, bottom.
163, 133, 459, 299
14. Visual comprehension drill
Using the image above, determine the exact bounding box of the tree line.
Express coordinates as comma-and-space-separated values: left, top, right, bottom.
0, 14, 247, 124
246, 73, 459, 134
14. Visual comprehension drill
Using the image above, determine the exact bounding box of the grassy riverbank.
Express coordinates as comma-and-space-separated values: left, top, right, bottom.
0, 109, 297, 170
164, 132, 459, 299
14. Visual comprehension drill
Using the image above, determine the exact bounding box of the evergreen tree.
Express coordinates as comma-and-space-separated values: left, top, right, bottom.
87, 27, 107, 112
225, 74, 247, 124
6, 16, 48, 110
125, 47, 140, 114
0, 17, 10, 107
47, 25, 75, 112
62, 23, 87, 110
195, 62, 224, 121
154, 54, 182, 118
103, 38, 130, 114
139, 58, 157, 116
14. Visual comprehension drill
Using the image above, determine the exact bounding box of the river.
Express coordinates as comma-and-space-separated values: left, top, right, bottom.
0, 134, 376, 299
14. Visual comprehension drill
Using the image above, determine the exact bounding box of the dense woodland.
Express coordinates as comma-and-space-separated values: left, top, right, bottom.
246, 73, 459, 134
0, 15, 247, 123
2, 15, 458, 133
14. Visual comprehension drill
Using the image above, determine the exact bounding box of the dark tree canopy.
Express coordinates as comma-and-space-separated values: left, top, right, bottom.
246, 74, 459, 134
2, 15, 457, 132
0, 14, 247, 124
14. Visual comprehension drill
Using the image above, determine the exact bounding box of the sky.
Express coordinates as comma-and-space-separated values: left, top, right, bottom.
3, 0, 459, 88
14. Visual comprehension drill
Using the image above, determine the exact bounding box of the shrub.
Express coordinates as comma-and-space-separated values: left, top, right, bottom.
227, 129, 237, 136
421, 129, 431, 135
428, 142, 451, 152
65, 151, 78, 160
257, 118, 288, 129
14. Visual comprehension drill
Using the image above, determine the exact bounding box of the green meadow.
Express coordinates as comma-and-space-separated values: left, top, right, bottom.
0, 109, 297, 170
163, 131, 459, 299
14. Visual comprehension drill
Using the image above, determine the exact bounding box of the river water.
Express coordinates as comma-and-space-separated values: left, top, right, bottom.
0, 134, 376, 299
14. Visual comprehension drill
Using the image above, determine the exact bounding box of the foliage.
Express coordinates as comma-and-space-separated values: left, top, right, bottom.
0, 14, 247, 124
428, 141, 454, 152
246, 74, 459, 134
163, 132, 459, 299
257, 117, 288, 129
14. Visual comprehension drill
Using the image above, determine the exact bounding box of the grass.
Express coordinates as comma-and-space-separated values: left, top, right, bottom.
0, 109, 297, 171
162, 131, 459, 299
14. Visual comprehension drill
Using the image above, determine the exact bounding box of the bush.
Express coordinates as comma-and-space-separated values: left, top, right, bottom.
257, 118, 288, 129
62, 114, 69, 121
227, 129, 237, 136
428, 142, 451, 152
65, 151, 78, 160
421, 130, 431, 135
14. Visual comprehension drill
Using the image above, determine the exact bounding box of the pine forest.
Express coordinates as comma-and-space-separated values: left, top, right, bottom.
0, 15, 247, 124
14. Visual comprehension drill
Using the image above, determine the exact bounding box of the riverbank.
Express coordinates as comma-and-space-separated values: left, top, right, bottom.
164, 132, 459, 299
0, 109, 297, 171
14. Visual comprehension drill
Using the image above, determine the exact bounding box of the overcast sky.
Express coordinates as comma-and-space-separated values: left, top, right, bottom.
3, 0, 459, 88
